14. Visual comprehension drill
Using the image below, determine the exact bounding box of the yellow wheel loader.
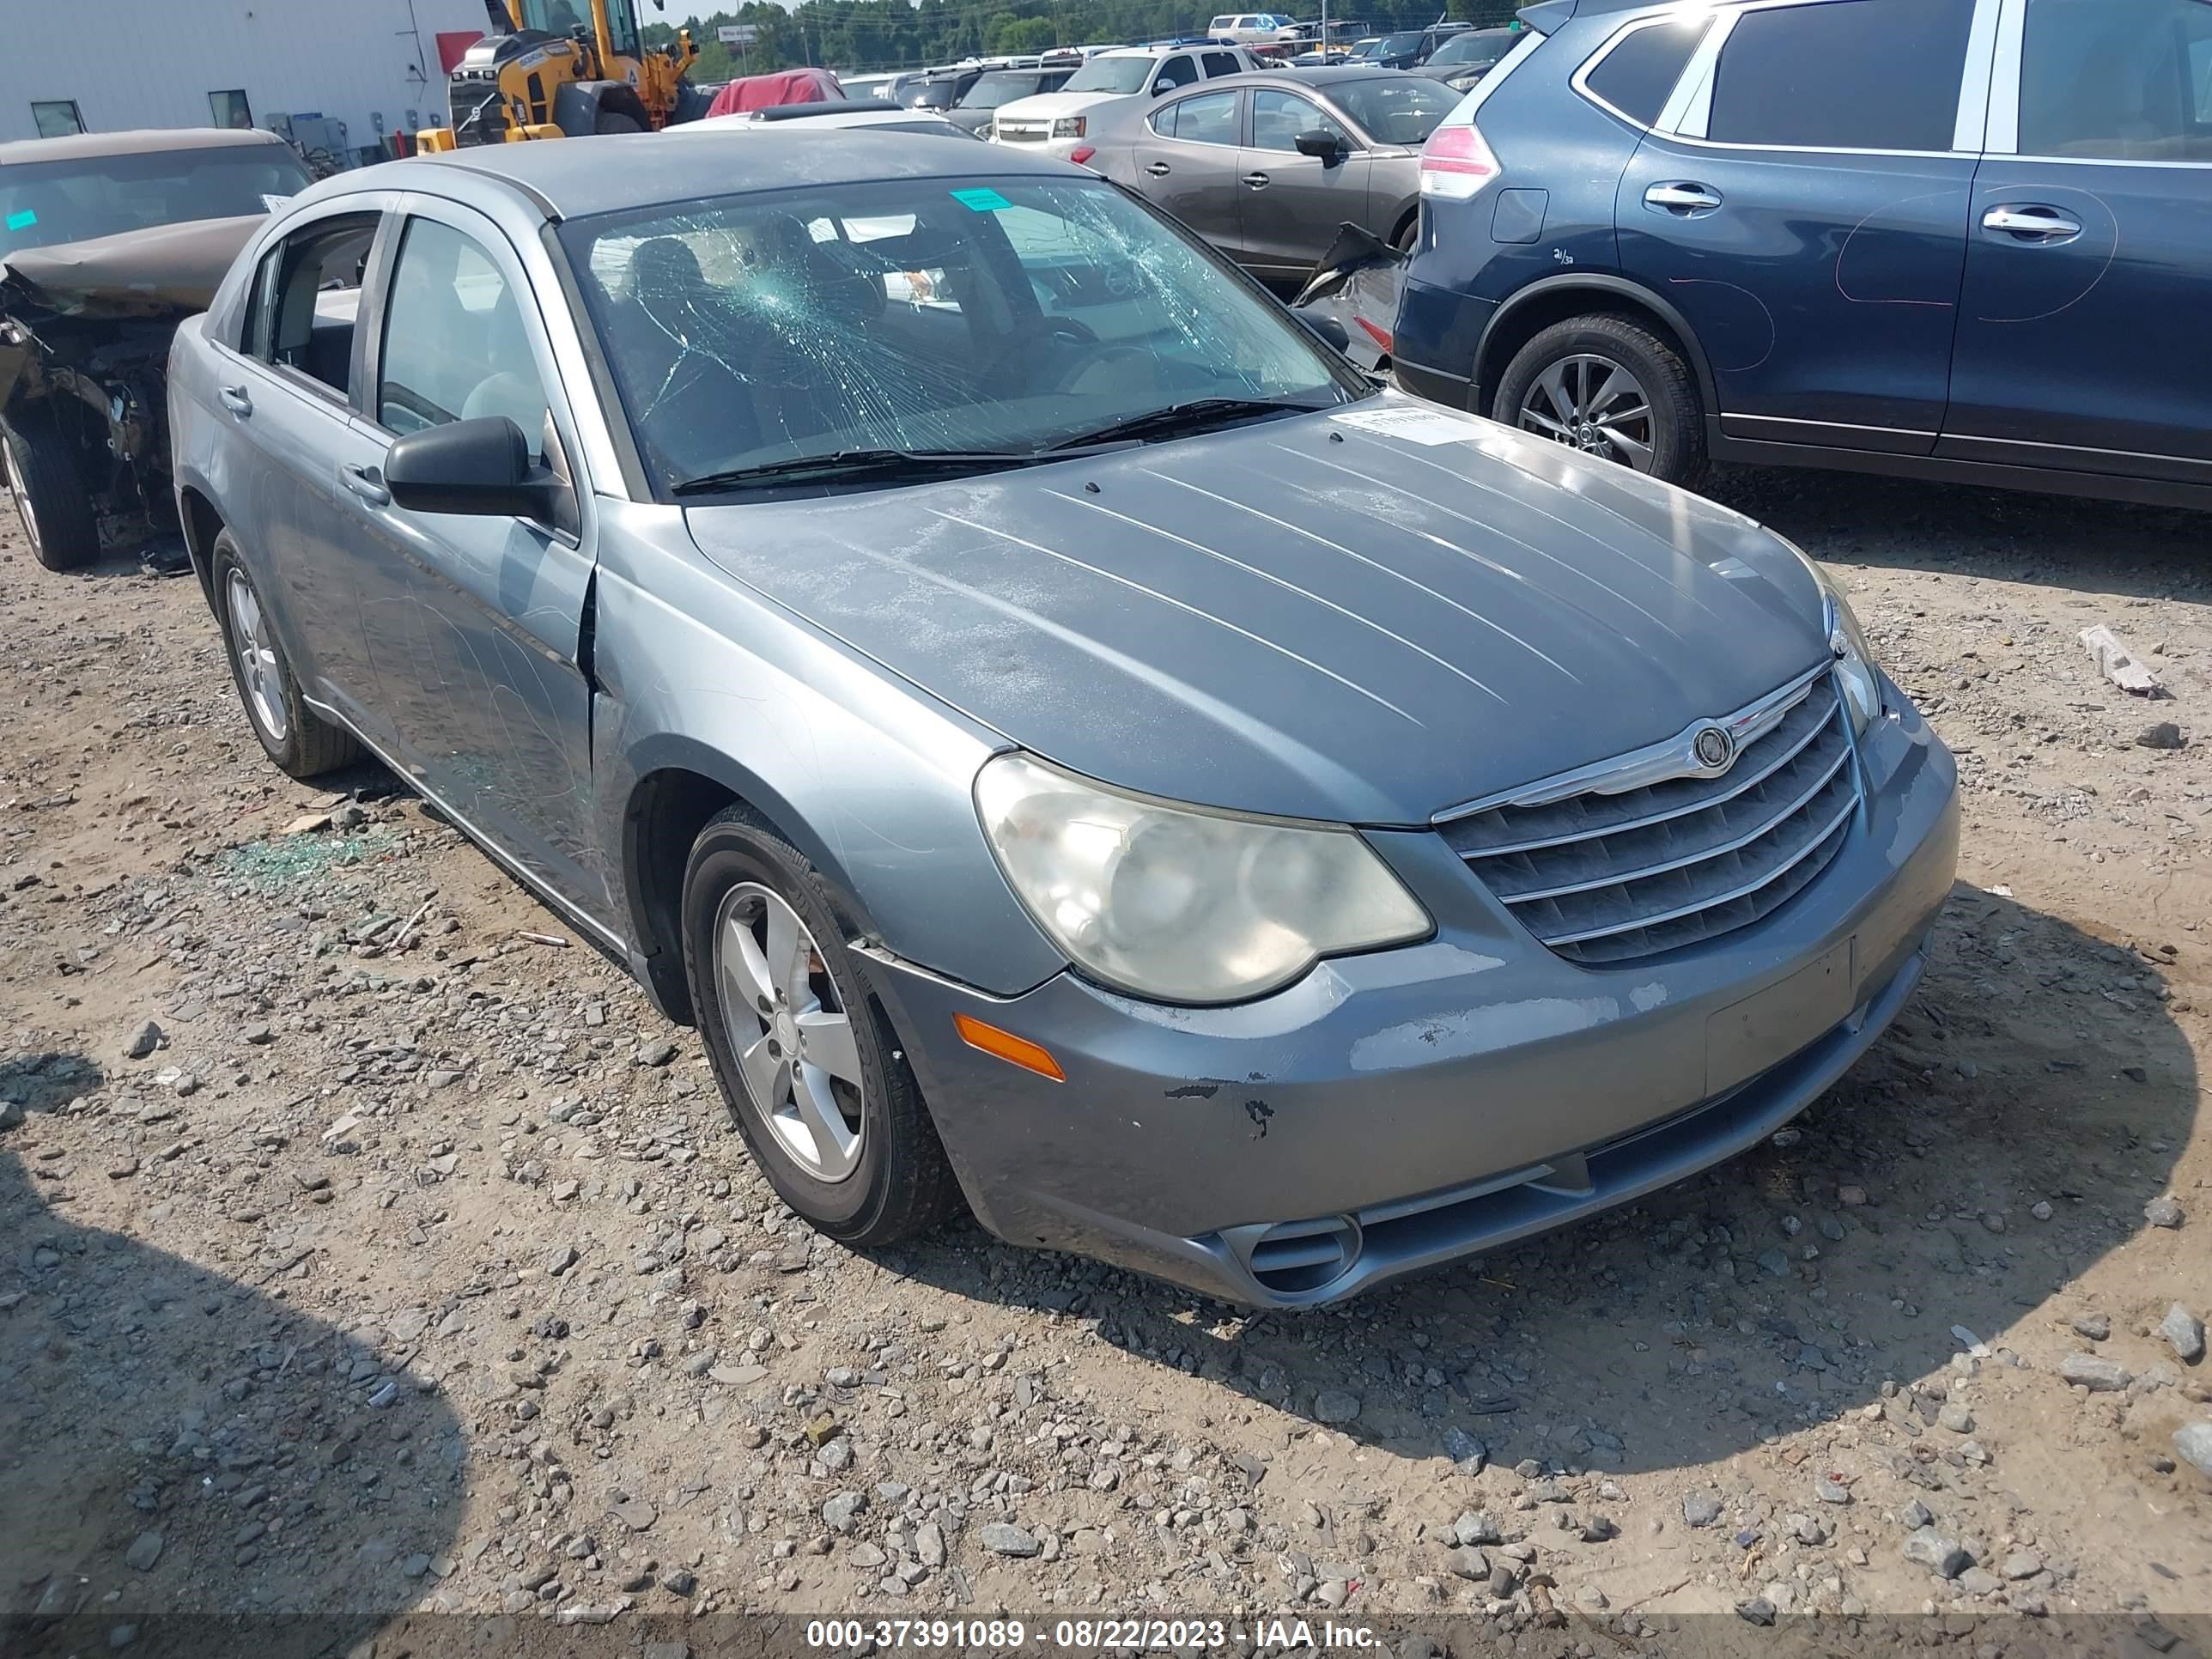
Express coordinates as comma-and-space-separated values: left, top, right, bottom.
417, 0, 702, 150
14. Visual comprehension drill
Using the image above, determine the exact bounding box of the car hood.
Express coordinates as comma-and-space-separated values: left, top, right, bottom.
991, 89, 1126, 122
681, 399, 1831, 826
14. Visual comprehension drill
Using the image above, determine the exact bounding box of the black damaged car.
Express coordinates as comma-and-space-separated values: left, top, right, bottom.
0, 128, 310, 571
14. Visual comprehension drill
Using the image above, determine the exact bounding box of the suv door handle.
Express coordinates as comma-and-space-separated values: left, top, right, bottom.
340, 463, 390, 507
1644, 182, 1723, 215
1242, 171, 1270, 189
1983, 204, 2082, 242
1144, 161, 1171, 176
219, 385, 252, 416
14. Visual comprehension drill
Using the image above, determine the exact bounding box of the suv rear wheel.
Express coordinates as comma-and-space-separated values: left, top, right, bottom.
1493, 313, 1706, 490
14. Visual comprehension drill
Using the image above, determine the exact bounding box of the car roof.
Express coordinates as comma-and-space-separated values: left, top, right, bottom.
319, 128, 1082, 221
1249, 64, 1439, 87
0, 126, 290, 167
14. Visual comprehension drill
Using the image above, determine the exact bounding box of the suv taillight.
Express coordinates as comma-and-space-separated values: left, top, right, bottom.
1419, 121, 1499, 201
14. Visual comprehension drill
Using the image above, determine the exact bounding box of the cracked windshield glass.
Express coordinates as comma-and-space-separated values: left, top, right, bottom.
560, 177, 1360, 495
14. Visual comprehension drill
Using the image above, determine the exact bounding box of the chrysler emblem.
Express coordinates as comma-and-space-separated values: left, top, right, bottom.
1692, 725, 1735, 771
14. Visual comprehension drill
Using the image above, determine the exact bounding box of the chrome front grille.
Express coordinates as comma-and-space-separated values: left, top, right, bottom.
994, 122, 1049, 143
1443, 672, 1862, 965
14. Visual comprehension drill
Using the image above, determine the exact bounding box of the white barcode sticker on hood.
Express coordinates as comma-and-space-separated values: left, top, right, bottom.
1328, 403, 1480, 446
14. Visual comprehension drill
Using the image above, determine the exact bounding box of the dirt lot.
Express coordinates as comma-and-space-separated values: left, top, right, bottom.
2, 464, 2209, 1651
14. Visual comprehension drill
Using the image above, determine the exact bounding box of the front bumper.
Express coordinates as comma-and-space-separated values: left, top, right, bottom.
871, 688, 1959, 1308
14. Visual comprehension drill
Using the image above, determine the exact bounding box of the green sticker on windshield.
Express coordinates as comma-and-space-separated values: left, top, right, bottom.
4, 210, 35, 231
951, 187, 1011, 213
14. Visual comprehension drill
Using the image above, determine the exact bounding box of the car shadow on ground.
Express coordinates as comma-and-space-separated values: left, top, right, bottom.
0, 1094, 465, 1656
887, 883, 2195, 1481
1703, 465, 2212, 601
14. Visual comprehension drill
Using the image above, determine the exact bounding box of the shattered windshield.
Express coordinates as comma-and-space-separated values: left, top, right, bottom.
0, 147, 312, 254
562, 177, 1361, 496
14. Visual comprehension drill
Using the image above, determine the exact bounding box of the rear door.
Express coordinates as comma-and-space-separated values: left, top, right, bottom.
1238, 87, 1375, 281
1941, 0, 2212, 484
1129, 86, 1249, 256
1616, 0, 1989, 451
341, 195, 608, 917
221, 201, 395, 729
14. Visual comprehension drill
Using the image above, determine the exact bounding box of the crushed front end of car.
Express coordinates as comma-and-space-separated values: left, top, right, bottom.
0, 214, 262, 570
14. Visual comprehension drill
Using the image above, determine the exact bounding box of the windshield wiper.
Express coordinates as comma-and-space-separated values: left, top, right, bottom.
1046, 396, 1336, 451
672, 447, 1045, 495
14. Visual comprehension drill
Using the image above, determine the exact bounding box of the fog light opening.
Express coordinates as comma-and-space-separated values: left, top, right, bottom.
1248, 1214, 1362, 1295
952, 1012, 1066, 1082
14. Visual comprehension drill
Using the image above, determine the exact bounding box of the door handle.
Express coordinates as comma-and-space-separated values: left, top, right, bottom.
219, 385, 252, 416
340, 463, 389, 507
1242, 171, 1270, 189
1144, 161, 1171, 176
1982, 204, 2081, 241
1644, 182, 1723, 215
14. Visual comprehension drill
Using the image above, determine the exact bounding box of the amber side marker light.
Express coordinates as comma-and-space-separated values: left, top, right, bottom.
952, 1013, 1066, 1082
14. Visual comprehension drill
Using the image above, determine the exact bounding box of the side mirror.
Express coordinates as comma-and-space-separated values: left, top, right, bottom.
385, 416, 564, 520
1294, 307, 1351, 354
1294, 128, 1346, 161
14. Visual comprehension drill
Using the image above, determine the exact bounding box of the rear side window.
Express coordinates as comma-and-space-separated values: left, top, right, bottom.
1201, 50, 1243, 76
1582, 15, 1711, 128
2018, 0, 2212, 161
247, 213, 379, 397
1154, 88, 1241, 143
1708, 0, 1975, 152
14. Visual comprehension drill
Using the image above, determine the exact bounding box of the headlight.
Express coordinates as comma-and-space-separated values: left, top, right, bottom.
1052, 116, 1086, 137
1797, 554, 1881, 734
975, 752, 1431, 1005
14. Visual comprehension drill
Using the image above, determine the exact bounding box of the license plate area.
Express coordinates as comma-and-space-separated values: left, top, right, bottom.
1705, 939, 1854, 1095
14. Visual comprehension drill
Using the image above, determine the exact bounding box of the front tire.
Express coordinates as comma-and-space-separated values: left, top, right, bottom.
2, 409, 100, 571
210, 531, 362, 778
681, 807, 960, 1246
1492, 313, 1706, 489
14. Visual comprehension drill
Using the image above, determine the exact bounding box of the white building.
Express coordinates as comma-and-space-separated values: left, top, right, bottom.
0, 0, 501, 153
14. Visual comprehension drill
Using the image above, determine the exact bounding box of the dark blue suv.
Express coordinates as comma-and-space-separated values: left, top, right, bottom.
1392, 0, 2212, 509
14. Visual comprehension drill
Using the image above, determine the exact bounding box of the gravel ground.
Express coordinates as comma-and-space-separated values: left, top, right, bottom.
2, 465, 2208, 1651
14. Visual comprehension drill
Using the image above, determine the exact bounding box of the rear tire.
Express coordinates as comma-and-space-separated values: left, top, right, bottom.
210, 531, 362, 778
2, 409, 100, 571
1492, 313, 1707, 491
681, 806, 962, 1249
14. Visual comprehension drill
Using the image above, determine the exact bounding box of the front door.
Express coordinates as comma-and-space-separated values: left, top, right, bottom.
1129, 86, 1249, 255
1238, 87, 1375, 283
1942, 0, 2212, 485
1617, 0, 1983, 452
340, 197, 608, 918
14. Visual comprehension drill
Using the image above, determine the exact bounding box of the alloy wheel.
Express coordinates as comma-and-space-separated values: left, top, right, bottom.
224, 569, 289, 743
1516, 352, 1656, 471
712, 881, 866, 1182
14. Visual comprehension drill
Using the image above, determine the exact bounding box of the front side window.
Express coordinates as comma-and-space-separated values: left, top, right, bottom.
2018, 0, 2212, 161
247, 213, 378, 396
1252, 90, 1352, 151
210, 89, 253, 129
562, 178, 1358, 495
29, 100, 84, 139
1707, 0, 1974, 152
1156, 88, 1241, 143
1581, 16, 1710, 126
1154, 54, 1199, 92
378, 216, 552, 461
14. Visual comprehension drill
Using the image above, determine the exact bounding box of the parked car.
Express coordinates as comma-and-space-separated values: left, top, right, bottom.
1395, 0, 2212, 509
690, 100, 979, 139
1206, 12, 1302, 45
989, 43, 1258, 161
170, 129, 1957, 1307
1417, 25, 1518, 91
897, 70, 985, 111
1362, 24, 1469, 69
1090, 66, 1462, 280
1, 127, 309, 570
945, 66, 1077, 135
838, 72, 900, 101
